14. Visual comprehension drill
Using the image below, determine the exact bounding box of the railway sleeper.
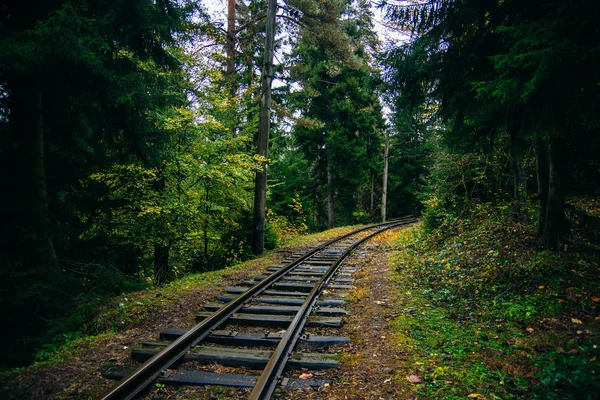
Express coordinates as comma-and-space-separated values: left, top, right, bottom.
266, 266, 357, 274
202, 303, 348, 316
253, 275, 354, 283
285, 277, 353, 283
131, 346, 339, 370
224, 286, 349, 297
225, 287, 305, 296
263, 270, 353, 277
272, 282, 354, 292
267, 266, 329, 273
217, 295, 345, 306
299, 261, 335, 266
238, 281, 354, 292
260, 271, 325, 277
158, 328, 351, 348
100, 367, 330, 389
195, 311, 343, 327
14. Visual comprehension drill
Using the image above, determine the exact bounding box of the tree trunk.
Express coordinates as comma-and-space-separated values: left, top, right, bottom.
251, 0, 276, 255
542, 136, 567, 249
226, 0, 237, 137
509, 126, 527, 223
153, 243, 171, 285
381, 130, 390, 222
11, 80, 58, 269
226, 0, 236, 94
204, 183, 210, 265
327, 155, 335, 229
314, 191, 321, 227
370, 173, 375, 213
536, 137, 550, 238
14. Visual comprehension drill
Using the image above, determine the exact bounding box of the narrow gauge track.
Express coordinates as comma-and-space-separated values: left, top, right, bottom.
100, 218, 416, 400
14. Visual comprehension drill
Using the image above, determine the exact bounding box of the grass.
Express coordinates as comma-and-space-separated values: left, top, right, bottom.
389, 200, 600, 399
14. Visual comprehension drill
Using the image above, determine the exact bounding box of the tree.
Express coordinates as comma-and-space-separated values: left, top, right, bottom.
286, 0, 385, 229
382, 128, 390, 221
250, 0, 368, 252
82, 105, 259, 283
383, 0, 600, 247
480, 0, 600, 247
0, 0, 193, 364
251, 0, 277, 255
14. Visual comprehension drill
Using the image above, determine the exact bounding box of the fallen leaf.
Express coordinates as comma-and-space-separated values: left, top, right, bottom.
569, 349, 579, 355
299, 373, 313, 380
407, 375, 423, 383
591, 296, 600, 302
571, 318, 583, 324
384, 378, 392, 384
526, 327, 534, 333
468, 394, 483, 398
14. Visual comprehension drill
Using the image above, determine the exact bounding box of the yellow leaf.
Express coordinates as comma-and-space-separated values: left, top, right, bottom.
468, 394, 482, 398
299, 373, 312, 380
591, 296, 600, 302
571, 318, 583, 324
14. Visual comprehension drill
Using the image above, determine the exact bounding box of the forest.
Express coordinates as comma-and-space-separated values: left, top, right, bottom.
1, 0, 599, 384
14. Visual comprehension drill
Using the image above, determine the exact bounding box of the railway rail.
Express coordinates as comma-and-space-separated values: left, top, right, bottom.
99, 217, 416, 399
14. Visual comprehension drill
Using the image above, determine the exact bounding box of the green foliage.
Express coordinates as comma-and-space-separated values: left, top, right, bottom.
391, 200, 600, 399
33, 332, 83, 364
264, 220, 279, 250
280, 1, 386, 227
536, 350, 600, 400
80, 102, 260, 278
266, 205, 308, 248
383, 0, 600, 246
417, 130, 512, 234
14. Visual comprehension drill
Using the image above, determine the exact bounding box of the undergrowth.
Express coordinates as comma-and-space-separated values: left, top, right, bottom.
391, 200, 600, 399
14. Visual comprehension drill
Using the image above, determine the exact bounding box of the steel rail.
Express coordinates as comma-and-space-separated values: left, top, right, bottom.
248, 218, 416, 400
99, 218, 413, 400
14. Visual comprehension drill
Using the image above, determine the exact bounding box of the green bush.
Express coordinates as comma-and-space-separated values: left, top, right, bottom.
536, 350, 600, 399
264, 220, 279, 250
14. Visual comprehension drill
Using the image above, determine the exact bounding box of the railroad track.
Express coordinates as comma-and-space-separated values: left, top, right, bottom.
99, 218, 416, 399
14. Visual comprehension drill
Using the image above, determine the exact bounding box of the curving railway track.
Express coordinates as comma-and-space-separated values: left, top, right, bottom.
99, 217, 416, 399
